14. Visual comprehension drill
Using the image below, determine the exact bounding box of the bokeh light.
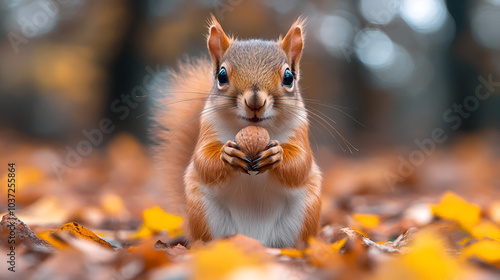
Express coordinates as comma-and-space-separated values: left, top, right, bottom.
319, 13, 356, 58
471, 3, 500, 50
400, 0, 448, 33
371, 45, 414, 88
355, 28, 395, 69
7, 1, 60, 38
359, 0, 399, 25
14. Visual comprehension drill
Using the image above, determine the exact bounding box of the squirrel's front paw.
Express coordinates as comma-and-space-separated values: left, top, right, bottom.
221, 141, 253, 175
252, 140, 283, 174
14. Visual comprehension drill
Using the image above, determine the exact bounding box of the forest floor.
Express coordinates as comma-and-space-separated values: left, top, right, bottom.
1, 130, 500, 280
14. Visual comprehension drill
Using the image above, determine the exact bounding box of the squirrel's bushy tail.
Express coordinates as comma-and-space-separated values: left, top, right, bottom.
152, 58, 213, 216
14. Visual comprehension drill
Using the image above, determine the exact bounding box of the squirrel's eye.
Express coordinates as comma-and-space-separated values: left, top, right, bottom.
283, 68, 294, 87
218, 67, 229, 85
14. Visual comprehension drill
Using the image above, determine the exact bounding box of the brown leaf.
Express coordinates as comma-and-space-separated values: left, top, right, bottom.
166, 244, 189, 261
340, 227, 401, 254
0, 214, 54, 253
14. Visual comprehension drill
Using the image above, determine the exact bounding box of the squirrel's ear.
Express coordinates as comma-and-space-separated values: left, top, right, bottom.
207, 15, 231, 70
281, 18, 305, 72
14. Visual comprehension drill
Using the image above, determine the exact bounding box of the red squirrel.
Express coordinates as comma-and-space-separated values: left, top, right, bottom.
153, 16, 322, 248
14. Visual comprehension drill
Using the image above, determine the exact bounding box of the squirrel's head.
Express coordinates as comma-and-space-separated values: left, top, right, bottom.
205, 16, 307, 134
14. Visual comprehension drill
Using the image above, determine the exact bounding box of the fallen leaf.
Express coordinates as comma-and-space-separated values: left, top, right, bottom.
353, 213, 380, 228
461, 239, 500, 267
192, 239, 267, 280
50, 222, 113, 249
165, 244, 189, 261
341, 227, 401, 254
0, 214, 54, 253
467, 220, 500, 241
128, 238, 170, 271
373, 230, 463, 280
399, 230, 459, 280
133, 206, 184, 238
431, 191, 481, 228
382, 227, 418, 251
307, 237, 345, 267
37, 229, 67, 250
280, 248, 304, 258
280, 237, 346, 261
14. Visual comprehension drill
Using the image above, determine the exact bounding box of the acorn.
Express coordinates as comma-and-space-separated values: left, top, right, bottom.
235, 126, 270, 161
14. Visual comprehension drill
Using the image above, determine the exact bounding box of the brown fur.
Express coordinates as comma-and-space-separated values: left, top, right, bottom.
152, 58, 212, 215
192, 123, 234, 186
298, 174, 322, 243
153, 17, 321, 246
271, 124, 313, 188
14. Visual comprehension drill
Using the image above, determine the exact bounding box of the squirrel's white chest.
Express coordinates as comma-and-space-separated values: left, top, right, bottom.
200, 173, 307, 247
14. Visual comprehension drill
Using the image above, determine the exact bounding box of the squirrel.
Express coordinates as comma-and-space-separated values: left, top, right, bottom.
153, 16, 322, 248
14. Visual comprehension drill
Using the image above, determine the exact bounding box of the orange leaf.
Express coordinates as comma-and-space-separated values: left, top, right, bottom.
52, 222, 113, 249
128, 238, 170, 270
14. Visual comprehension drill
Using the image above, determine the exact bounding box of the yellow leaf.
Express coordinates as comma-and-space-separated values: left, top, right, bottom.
330, 238, 347, 252
458, 237, 474, 246
192, 240, 265, 280
403, 231, 459, 280
280, 238, 345, 261
374, 230, 460, 280
52, 222, 114, 249
431, 191, 481, 228
353, 213, 380, 228
280, 248, 304, 258
373, 230, 473, 280
133, 225, 154, 239
461, 240, 500, 267
468, 220, 500, 241
133, 206, 184, 238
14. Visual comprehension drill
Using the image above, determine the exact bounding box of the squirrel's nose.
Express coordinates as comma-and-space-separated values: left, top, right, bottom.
245, 98, 266, 112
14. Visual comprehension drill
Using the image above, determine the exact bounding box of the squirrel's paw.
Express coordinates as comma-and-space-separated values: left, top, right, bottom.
252, 140, 283, 174
221, 141, 253, 175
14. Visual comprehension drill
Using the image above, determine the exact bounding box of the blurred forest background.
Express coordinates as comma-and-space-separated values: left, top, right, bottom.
2, 0, 500, 145
1, 0, 500, 231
